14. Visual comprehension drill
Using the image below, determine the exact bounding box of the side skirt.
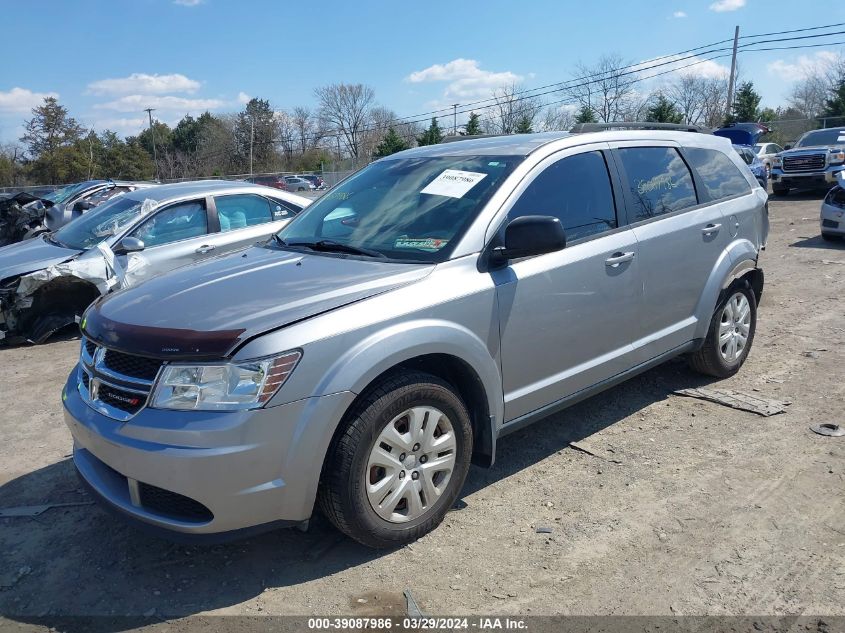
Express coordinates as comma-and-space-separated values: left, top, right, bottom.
498, 340, 700, 439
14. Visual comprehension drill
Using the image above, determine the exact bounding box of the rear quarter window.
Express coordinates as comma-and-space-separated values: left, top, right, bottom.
684, 147, 752, 201
617, 147, 698, 221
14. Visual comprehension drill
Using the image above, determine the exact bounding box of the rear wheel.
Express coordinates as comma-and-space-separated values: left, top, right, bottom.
689, 284, 757, 378
318, 371, 473, 548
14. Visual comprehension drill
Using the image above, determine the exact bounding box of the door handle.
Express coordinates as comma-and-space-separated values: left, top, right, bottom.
605, 251, 635, 267
195, 244, 215, 254
701, 223, 722, 235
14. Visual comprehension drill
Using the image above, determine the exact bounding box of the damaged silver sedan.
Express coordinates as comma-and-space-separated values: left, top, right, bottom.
0, 180, 309, 344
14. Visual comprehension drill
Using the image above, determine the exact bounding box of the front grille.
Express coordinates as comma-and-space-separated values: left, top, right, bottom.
103, 349, 163, 382
822, 218, 840, 228
138, 483, 213, 523
80, 337, 164, 421
783, 153, 826, 172
97, 383, 146, 415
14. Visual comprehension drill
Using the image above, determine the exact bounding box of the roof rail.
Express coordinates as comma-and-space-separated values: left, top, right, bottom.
440, 134, 501, 143
569, 122, 712, 134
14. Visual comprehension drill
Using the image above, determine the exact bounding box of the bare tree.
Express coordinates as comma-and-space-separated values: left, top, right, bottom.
539, 104, 576, 131
667, 74, 707, 124
291, 106, 325, 154
314, 83, 375, 158
564, 54, 639, 122
484, 84, 543, 134
789, 74, 830, 119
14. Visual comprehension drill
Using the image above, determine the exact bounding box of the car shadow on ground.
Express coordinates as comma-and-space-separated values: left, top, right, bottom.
789, 235, 845, 249
0, 359, 715, 629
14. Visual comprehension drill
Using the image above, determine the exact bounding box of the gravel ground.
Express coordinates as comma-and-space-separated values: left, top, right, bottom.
0, 193, 843, 628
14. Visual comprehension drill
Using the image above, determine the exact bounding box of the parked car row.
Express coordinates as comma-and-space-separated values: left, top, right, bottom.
245, 173, 326, 191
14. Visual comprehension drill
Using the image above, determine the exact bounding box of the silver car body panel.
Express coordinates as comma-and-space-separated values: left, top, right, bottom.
64, 131, 768, 536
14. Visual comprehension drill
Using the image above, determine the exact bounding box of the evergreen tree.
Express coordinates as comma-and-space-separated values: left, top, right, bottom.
822, 77, 845, 118
514, 115, 533, 134
374, 127, 410, 157
732, 81, 762, 122
235, 98, 278, 172
20, 97, 84, 183
416, 117, 443, 146
645, 94, 683, 124
464, 112, 483, 135
574, 105, 597, 124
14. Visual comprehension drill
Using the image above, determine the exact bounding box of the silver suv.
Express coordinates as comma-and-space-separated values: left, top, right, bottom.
64, 130, 768, 548
771, 127, 845, 195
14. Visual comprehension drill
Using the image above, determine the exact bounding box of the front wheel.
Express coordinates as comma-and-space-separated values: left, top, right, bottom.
689, 284, 757, 378
318, 371, 473, 548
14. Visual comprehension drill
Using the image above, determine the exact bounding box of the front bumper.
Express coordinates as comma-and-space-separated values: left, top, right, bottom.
821, 202, 845, 235
771, 167, 844, 188
63, 367, 356, 537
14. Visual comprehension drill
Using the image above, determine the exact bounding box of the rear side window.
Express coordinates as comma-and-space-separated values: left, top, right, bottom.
215, 194, 273, 231
617, 147, 697, 221
509, 151, 617, 241
133, 200, 208, 247
685, 147, 751, 201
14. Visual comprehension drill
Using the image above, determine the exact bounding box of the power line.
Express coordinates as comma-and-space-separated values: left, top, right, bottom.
741, 21, 845, 40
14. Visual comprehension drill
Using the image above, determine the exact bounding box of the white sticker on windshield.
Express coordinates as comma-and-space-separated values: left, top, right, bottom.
420, 169, 487, 198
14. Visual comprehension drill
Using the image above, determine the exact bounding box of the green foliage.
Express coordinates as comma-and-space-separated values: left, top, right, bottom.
514, 115, 533, 134
574, 105, 597, 124
416, 117, 443, 146
374, 127, 410, 157
137, 120, 173, 155
646, 94, 683, 124
731, 81, 762, 122
235, 98, 278, 172
758, 107, 778, 123
20, 97, 84, 183
465, 112, 483, 135
822, 76, 845, 117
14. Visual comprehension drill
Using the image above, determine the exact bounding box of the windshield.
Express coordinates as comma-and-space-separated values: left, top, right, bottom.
276, 155, 522, 263
53, 195, 147, 250
754, 143, 765, 153
42, 182, 94, 204
796, 129, 845, 147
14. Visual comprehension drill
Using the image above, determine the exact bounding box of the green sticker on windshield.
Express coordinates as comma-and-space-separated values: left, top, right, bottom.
394, 237, 449, 252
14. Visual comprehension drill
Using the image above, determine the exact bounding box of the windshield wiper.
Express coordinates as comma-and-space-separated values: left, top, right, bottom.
286, 239, 386, 258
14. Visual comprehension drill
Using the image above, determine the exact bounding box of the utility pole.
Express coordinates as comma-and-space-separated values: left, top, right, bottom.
726, 25, 740, 120
249, 116, 254, 176
144, 108, 158, 180
452, 103, 459, 135
88, 128, 94, 180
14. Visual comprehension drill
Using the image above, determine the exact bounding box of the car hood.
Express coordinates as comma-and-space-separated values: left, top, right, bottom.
82, 246, 435, 358
0, 235, 82, 280
781, 145, 840, 154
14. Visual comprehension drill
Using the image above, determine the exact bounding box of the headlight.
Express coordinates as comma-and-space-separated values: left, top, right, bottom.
151, 351, 301, 411
830, 151, 845, 165
773, 156, 783, 167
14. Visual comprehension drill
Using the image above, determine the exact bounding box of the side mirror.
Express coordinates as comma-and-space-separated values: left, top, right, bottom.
493, 215, 567, 264
112, 236, 145, 256
784, 144, 793, 150
74, 199, 94, 212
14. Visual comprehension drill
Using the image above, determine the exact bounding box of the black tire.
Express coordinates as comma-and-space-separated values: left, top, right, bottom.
689, 283, 757, 378
821, 232, 840, 242
772, 183, 789, 196
318, 371, 473, 548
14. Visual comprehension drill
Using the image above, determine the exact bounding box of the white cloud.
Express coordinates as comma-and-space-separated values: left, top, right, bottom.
673, 11, 687, 18
90, 117, 148, 136
635, 54, 730, 80
0, 87, 59, 113
93, 94, 225, 113
173, 0, 204, 6
709, 0, 745, 12
87, 73, 200, 96
237, 91, 251, 105
767, 51, 841, 81
407, 58, 524, 100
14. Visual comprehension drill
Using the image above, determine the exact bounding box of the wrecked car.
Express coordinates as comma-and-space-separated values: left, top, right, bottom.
0, 180, 309, 344
0, 180, 154, 247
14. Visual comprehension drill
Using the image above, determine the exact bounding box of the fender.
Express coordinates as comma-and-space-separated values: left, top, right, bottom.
316, 318, 504, 429
692, 238, 760, 341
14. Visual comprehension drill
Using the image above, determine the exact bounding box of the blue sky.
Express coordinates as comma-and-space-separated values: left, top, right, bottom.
1, 0, 843, 143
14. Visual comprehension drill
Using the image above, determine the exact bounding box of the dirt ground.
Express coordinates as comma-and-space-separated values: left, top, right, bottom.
0, 193, 843, 628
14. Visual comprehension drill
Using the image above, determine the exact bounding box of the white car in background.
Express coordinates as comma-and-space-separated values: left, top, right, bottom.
754, 142, 784, 177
